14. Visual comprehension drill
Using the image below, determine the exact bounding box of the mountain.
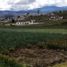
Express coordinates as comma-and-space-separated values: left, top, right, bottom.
0, 6, 67, 16
0, 11, 27, 16
34, 6, 67, 13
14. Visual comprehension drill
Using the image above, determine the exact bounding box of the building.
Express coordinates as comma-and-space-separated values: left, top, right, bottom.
14, 20, 39, 26
49, 13, 63, 20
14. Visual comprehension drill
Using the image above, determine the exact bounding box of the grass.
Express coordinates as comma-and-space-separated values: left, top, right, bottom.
0, 23, 67, 29
0, 28, 66, 53
0, 54, 23, 67
0, 27, 66, 67
0, 54, 31, 67
0, 16, 67, 67
52, 62, 67, 67
0, 28, 67, 34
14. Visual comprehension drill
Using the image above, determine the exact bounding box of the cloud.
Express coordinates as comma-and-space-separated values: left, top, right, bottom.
0, 0, 11, 10
8, 0, 35, 5
10, 0, 36, 10
55, 0, 67, 7
0, 0, 67, 10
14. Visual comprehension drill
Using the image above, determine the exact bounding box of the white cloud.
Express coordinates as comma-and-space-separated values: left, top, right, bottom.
0, 0, 10, 10
0, 0, 67, 10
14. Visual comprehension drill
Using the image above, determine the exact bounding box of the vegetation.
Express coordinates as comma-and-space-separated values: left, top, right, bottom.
53, 10, 67, 19
0, 27, 66, 67
52, 62, 67, 67
0, 28, 66, 52
0, 23, 67, 29
0, 10, 67, 67
0, 54, 22, 67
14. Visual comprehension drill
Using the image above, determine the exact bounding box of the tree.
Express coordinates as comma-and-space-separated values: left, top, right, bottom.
11, 18, 15, 23
37, 10, 40, 14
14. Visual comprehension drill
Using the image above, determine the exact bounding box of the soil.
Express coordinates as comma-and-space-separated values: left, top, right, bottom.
6, 47, 67, 67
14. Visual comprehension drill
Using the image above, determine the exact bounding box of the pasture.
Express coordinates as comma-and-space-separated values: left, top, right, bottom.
0, 27, 67, 67
0, 28, 67, 51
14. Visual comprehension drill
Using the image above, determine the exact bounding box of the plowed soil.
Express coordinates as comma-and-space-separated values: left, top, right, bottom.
7, 47, 67, 67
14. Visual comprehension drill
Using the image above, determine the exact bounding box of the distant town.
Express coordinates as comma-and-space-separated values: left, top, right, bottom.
0, 10, 67, 26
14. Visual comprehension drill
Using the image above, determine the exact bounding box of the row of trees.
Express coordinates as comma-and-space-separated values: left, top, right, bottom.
53, 10, 67, 19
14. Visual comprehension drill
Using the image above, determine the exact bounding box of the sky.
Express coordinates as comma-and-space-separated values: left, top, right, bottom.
0, 0, 67, 10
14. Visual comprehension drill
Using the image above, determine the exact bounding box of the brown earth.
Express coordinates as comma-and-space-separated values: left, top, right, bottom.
6, 47, 67, 67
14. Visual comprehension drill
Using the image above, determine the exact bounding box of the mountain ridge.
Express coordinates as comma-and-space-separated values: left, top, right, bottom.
0, 6, 67, 16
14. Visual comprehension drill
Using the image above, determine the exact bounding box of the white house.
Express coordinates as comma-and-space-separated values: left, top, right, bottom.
15, 20, 39, 26
49, 15, 63, 20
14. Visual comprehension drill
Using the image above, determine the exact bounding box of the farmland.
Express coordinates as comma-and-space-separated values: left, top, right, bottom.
0, 27, 67, 67
0, 10, 67, 67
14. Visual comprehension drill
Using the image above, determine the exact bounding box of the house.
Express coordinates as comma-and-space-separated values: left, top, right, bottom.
48, 13, 63, 20
14, 20, 39, 26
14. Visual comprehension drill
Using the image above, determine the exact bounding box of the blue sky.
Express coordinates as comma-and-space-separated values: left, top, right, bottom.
0, 0, 67, 10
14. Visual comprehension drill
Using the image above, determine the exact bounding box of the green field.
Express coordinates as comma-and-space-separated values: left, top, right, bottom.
0, 28, 67, 51
0, 28, 67, 34
0, 54, 22, 67
0, 27, 67, 67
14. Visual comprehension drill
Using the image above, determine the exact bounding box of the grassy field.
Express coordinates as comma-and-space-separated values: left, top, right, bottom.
0, 54, 25, 67
0, 28, 67, 51
0, 27, 67, 67
0, 28, 67, 34
52, 62, 67, 67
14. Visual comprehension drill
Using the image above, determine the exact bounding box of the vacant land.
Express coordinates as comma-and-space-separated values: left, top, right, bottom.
0, 27, 67, 67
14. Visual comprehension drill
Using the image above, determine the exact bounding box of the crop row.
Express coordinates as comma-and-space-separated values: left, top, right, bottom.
0, 30, 66, 53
